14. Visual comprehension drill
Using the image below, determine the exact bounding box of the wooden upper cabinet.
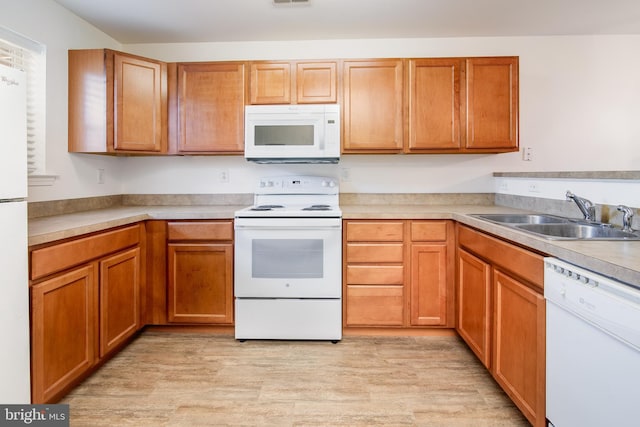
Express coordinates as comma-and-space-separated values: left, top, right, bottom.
69, 49, 167, 154
249, 61, 337, 104
296, 62, 337, 103
173, 62, 246, 153
250, 62, 291, 104
343, 59, 404, 152
466, 57, 519, 151
407, 58, 463, 152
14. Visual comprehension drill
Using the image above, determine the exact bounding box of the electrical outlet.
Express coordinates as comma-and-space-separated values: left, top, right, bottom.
341, 168, 351, 182
522, 147, 533, 161
219, 169, 229, 183
97, 168, 105, 184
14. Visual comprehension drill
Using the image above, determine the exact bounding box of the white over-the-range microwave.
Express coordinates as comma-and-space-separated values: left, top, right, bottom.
244, 104, 340, 163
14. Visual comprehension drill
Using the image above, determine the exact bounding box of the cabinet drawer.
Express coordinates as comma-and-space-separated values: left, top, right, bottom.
411, 221, 448, 241
346, 221, 404, 242
346, 243, 404, 263
347, 265, 404, 285
346, 285, 404, 326
31, 225, 141, 281
167, 221, 233, 241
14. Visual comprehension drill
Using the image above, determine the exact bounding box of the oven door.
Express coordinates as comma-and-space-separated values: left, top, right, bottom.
234, 217, 342, 298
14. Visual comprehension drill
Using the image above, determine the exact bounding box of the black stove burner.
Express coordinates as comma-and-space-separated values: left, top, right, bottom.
302, 204, 332, 211
250, 204, 284, 211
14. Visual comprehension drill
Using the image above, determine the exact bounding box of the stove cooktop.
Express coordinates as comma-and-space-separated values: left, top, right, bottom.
236, 203, 341, 218
235, 175, 342, 218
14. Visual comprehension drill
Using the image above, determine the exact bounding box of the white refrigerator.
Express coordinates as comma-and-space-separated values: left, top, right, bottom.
0, 63, 31, 403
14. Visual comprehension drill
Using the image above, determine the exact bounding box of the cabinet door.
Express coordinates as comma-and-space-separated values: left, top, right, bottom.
466, 57, 518, 151
492, 270, 545, 427
296, 61, 337, 104
31, 265, 98, 403
343, 60, 404, 152
410, 243, 448, 326
114, 53, 164, 152
99, 247, 141, 358
177, 62, 245, 153
407, 58, 463, 151
456, 248, 491, 368
168, 243, 233, 324
250, 62, 291, 104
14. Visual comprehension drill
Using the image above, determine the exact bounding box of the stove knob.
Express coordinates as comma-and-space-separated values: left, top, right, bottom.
323, 180, 336, 188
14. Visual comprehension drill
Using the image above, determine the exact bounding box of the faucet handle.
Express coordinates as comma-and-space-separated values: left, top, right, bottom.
617, 205, 635, 232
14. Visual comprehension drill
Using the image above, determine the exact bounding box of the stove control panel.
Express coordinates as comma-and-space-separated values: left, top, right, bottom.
256, 176, 338, 195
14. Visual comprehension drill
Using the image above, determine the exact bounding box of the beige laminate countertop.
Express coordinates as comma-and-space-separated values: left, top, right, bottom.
28, 203, 640, 288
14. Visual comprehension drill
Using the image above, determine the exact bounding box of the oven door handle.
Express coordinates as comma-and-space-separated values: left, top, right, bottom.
235, 225, 341, 231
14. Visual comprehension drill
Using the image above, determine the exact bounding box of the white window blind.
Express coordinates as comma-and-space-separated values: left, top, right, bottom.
0, 26, 46, 176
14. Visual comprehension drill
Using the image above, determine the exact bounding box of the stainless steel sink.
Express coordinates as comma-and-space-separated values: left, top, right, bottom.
471, 213, 640, 240
515, 223, 640, 240
472, 213, 570, 224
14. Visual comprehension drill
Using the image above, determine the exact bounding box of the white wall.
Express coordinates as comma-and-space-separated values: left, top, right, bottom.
0, 0, 124, 202
3, 1, 640, 201
123, 35, 640, 195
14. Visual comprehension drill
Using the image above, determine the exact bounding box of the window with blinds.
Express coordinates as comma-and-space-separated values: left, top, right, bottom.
0, 26, 46, 176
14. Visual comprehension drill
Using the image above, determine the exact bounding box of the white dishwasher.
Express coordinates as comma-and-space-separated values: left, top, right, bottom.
545, 258, 640, 427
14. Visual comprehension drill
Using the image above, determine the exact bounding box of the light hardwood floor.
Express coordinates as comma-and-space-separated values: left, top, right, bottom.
61, 331, 529, 426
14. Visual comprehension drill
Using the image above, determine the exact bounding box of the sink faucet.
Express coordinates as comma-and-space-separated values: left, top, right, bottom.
617, 205, 635, 232
566, 191, 596, 221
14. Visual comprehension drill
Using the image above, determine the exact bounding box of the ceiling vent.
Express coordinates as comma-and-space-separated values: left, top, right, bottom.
273, 0, 310, 5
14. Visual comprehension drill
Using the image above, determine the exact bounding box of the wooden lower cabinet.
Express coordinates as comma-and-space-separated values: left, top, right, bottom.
166, 221, 234, 324
344, 220, 453, 328
456, 248, 491, 367
99, 247, 141, 357
456, 225, 546, 427
167, 243, 233, 324
409, 243, 448, 326
31, 265, 98, 404
29, 224, 144, 403
493, 270, 546, 426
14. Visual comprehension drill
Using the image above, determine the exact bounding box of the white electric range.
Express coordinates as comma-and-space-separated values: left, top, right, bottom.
234, 176, 342, 341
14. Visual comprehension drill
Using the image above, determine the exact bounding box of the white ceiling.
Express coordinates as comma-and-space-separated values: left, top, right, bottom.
53, 0, 640, 44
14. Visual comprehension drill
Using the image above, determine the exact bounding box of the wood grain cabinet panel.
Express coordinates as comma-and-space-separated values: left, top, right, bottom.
250, 62, 291, 104
346, 285, 404, 326
456, 248, 492, 367
296, 61, 337, 103
249, 60, 337, 105
99, 247, 141, 358
68, 49, 167, 154
31, 265, 98, 403
344, 220, 453, 329
29, 225, 144, 403
168, 243, 233, 324
166, 221, 234, 325
346, 243, 404, 263
407, 58, 463, 152
493, 270, 546, 427
346, 221, 404, 242
342, 59, 404, 152
466, 57, 519, 151
174, 62, 246, 153
456, 225, 545, 426
410, 243, 448, 326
